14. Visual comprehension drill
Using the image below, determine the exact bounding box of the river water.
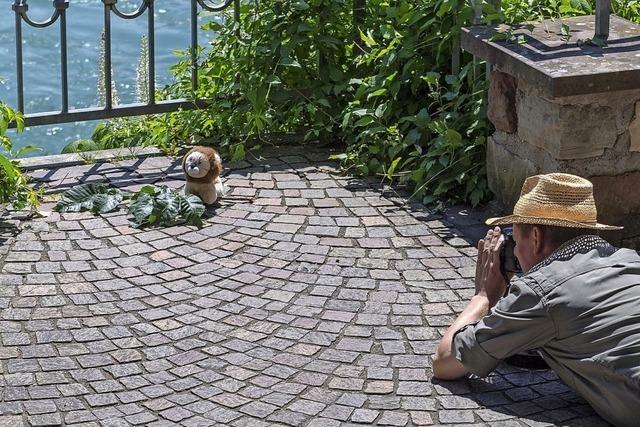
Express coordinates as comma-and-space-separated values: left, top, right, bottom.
0, 0, 218, 156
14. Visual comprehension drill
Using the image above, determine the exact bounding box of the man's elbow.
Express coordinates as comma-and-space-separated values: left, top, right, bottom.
431, 353, 468, 380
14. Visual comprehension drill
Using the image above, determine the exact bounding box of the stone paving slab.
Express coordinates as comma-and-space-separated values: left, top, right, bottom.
0, 145, 611, 426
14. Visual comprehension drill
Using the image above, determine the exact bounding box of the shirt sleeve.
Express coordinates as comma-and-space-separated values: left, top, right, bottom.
451, 278, 556, 377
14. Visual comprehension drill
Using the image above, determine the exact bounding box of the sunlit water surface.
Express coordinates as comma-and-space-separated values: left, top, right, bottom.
0, 0, 220, 155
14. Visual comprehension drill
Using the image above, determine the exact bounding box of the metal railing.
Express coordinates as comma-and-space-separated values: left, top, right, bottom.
10, 0, 239, 128
596, 0, 611, 40
11, 0, 612, 128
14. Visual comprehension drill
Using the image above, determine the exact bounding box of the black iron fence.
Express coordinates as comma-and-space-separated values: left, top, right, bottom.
9, 0, 611, 129
10, 0, 239, 128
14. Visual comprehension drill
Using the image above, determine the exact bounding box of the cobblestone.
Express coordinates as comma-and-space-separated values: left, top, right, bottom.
0, 146, 602, 426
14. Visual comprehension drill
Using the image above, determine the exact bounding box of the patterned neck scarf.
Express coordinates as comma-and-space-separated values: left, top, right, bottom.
528, 235, 616, 274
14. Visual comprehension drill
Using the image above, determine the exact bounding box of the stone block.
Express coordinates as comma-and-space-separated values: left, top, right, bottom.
461, 16, 640, 98
464, 19, 640, 246
487, 70, 518, 133
516, 89, 620, 159
486, 134, 538, 210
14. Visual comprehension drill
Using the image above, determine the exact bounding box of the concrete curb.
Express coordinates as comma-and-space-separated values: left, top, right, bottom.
18, 146, 163, 171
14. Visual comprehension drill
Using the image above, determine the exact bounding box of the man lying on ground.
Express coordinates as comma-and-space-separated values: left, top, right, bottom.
432, 173, 640, 427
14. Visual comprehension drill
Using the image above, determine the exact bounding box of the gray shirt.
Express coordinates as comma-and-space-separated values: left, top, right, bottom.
452, 235, 640, 427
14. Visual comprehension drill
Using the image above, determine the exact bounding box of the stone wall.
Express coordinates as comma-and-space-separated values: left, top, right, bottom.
487, 70, 640, 247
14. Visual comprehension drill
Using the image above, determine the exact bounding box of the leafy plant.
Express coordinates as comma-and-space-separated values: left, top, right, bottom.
560, 22, 572, 42
490, 26, 527, 44
335, 1, 490, 206
53, 183, 123, 214
97, 30, 120, 107
53, 182, 206, 228
60, 139, 101, 154
0, 102, 40, 210
129, 185, 205, 228
66, 0, 640, 208
136, 35, 150, 104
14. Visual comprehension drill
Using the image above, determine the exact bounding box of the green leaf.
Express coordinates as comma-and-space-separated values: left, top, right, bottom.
374, 103, 387, 118
387, 157, 402, 179
328, 67, 343, 82
317, 98, 331, 108
445, 129, 462, 147
14, 144, 42, 157
264, 75, 282, 85
422, 72, 440, 85
179, 194, 205, 228
470, 188, 484, 206
354, 116, 376, 127
489, 32, 509, 42
280, 54, 301, 68
61, 139, 101, 154
292, 0, 310, 11
404, 128, 422, 145
359, 29, 378, 47
329, 153, 348, 161
54, 183, 123, 214
0, 154, 17, 181
367, 88, 388, 99
352, 108, 370, 117
415, 108, 431, 129
129, 185, 205, 228
436, 0, 454, 17
570, 0, 592, 12
231, 144, 246, 162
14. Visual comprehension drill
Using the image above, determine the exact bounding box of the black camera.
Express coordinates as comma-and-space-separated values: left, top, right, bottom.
500, 227, 522, 274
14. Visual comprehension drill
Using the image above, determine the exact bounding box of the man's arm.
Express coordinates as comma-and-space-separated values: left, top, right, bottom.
432, 227, 508, 380
432, 294, 490, 379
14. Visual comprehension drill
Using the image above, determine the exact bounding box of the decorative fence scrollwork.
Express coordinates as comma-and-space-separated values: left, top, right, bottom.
10, 0, 239, 128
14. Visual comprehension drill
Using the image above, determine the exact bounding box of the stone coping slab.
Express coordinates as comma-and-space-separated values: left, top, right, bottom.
461, 15, 640, 97
0, 144, 610, 426
18, 147, 163, 172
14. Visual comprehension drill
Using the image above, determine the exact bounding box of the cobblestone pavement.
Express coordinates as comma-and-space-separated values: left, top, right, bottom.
0, 146, 610, 426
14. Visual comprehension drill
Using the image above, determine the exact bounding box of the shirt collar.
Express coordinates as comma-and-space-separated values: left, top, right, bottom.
527, 235, 614, 274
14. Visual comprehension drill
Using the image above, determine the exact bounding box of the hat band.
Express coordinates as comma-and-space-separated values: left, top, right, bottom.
513, 207, 597, 224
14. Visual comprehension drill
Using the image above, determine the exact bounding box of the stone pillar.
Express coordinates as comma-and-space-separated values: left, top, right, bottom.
462, 15, 640, 247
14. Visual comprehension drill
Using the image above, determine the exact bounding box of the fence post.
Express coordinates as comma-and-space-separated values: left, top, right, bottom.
102, 0, 116, 110
55, 0, 69, 113
12, 0, 26, 113
595, 0, 611, 41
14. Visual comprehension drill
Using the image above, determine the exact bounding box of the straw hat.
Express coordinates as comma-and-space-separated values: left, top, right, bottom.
486, 173, 622, 230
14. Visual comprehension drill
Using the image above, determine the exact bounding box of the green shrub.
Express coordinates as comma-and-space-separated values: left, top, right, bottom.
0, 103, 40, 210
73, 0, 640, 207
163, 0, 357, 160
337, 0, 489, 205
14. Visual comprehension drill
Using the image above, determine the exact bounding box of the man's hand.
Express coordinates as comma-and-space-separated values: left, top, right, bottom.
475, 226, 509, 307
432, 226, 512, 380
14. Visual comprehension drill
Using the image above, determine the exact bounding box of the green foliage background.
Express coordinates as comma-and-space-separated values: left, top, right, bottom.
72, 0, 640, 207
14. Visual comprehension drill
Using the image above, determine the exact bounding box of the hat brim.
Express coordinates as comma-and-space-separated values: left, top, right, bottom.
486, 215, 623, 231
